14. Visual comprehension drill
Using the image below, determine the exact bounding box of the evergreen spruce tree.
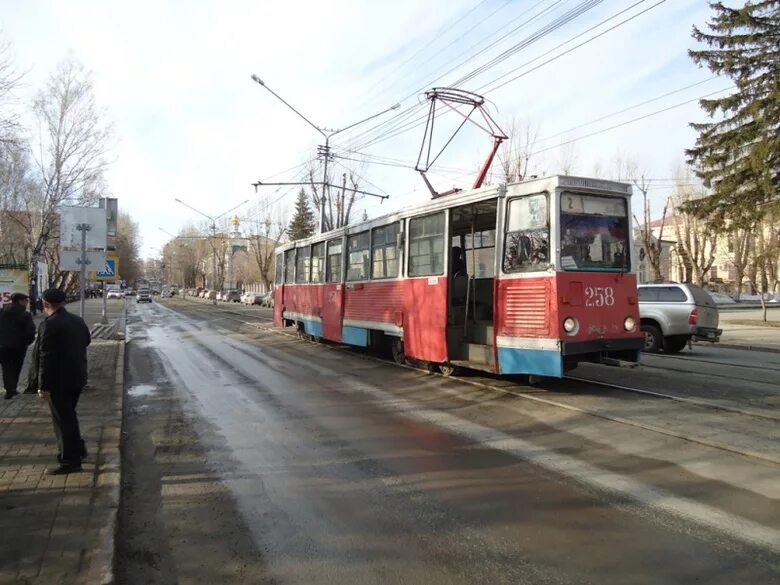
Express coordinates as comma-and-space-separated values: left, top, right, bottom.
686, 1, 779, 226
288, 188, 316, 240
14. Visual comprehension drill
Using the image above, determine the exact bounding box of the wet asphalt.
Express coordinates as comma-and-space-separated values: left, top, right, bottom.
116, 300, 780, 584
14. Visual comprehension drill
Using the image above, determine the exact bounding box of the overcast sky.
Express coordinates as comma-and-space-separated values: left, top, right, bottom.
2, 0, 717, 255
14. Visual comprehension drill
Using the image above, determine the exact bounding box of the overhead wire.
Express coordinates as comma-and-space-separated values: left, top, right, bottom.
355, 0, 497, 105
335, 0, 560, 149
347, 1, 629, 152
349, 0, 667, 154
528, 86, 736, 157
533, 75, 719, 144
476, 0, 667, 94
452, 0, 605, 88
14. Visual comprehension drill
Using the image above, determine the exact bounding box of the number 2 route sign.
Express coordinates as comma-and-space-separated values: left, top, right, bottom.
95, 256, 119, 281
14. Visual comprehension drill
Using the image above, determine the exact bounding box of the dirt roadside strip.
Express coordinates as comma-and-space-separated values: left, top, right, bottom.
0, 302, 125, 585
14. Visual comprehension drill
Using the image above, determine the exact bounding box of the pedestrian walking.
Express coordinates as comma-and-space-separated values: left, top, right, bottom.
35, 288, 91, 475
0, 293, 36, 399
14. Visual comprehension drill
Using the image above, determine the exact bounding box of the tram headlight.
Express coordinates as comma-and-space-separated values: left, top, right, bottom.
624, 316, 636, 332
563, 317, 578, 335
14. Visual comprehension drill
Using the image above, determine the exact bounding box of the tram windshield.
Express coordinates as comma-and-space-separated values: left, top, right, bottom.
559, 192, 629, 272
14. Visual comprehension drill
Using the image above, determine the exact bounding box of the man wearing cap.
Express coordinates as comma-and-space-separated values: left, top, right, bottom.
0, 293, 36, 399
35, 288, 91, 475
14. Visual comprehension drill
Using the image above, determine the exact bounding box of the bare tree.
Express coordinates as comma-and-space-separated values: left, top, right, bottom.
26, 56, 112, 301
616, 159, 669, 282
0, 35, 24, 150
752, 219, 774, 321
497, 116, 539, 182
555, 140, 579, 175
728, 227, 752, 300
247, 211, 286, 290
670, 170, 717, 285
306, 159, 365, 232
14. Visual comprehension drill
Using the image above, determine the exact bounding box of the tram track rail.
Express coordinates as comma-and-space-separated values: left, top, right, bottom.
563, 376, 780, 422
650, 353, 780, 374
159, 299, 780, 466
631, 359, 779, 388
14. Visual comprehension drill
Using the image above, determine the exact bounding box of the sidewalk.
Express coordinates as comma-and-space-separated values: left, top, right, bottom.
0, 299, 125, 585
714, 311, 780, 352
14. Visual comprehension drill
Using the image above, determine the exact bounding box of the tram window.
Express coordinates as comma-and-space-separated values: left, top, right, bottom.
504, 195, 549, 273
275, 254, 283, 285
347, 231, 370, 281
326, 238, 342, 283
409, 212, 445, 277
371, 223, 400, 279
311, 242, 325, 283
295, 247, 310, 284
284, 249, 296, 284
560, 193, 629, 272
464, 230, 496, 279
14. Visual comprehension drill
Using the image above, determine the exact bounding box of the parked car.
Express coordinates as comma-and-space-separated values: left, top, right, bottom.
638, 283, 722, 353
125, 289, 136, 297
106, 288, 124, 300
137, 289, 152, 303
222, 290, 241, 303
206, 289, 217, 300
258, 291, 274, 307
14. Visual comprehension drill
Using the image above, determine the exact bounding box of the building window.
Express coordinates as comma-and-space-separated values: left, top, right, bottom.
327, 238, 342, 283
311, 242, 325, 283
347, 231, 370, 281
295, 247, 310, 283
284, 250, 295, 284
371, 223, 400, 279
409, 212, 445, 277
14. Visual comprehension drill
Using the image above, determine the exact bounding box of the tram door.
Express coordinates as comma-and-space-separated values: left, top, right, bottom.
446, 199, 498, 371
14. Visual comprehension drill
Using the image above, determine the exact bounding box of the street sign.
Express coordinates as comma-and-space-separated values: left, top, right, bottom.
60, 206, 107, 249
60, 250, 106, 272
95, 255, 119, 281
100, 198, 118, 238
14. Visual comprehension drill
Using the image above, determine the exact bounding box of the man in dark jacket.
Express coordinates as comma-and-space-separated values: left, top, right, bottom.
36, 288, 91, 475
0, 292, 36, 399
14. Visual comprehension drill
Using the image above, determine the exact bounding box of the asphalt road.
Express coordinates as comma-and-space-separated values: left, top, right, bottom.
116, 299, 780, 584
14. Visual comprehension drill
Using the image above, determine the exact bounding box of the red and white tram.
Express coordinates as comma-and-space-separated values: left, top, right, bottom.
273, 175, 643, 378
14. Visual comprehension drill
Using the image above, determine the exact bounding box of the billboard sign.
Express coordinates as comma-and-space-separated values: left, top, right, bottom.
0, 269, 29, 305
60, 206, 107, 249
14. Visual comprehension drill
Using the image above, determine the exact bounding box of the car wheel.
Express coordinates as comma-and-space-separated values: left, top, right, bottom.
641, 324, 662, 353
663, 335, 689, 354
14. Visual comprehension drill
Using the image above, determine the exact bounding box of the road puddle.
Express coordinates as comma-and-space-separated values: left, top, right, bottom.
128, 384, 157, 397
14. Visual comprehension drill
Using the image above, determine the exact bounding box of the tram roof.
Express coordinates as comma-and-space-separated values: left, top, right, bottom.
277, 174, 631, 252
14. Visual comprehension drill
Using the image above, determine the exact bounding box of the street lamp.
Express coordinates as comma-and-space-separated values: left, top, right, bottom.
172, 199, 249, 304
251, 74, 399, 233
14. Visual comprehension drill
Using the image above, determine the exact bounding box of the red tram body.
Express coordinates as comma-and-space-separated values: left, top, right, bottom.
274, 176, 643, 378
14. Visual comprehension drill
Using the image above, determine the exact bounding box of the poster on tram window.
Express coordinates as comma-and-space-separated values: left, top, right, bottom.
0, 269, 29, 305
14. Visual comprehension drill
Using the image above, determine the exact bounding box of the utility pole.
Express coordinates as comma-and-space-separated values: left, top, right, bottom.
76, 223, 92, 318
173, 199, 249, 305
250, 74, 399, 233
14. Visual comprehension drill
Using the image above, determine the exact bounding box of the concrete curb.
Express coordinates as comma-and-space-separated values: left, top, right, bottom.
85, 310, 126, 585
697, 341, 780, 354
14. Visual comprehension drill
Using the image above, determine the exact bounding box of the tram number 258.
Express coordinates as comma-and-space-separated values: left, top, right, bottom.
584, 286, 615, 307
